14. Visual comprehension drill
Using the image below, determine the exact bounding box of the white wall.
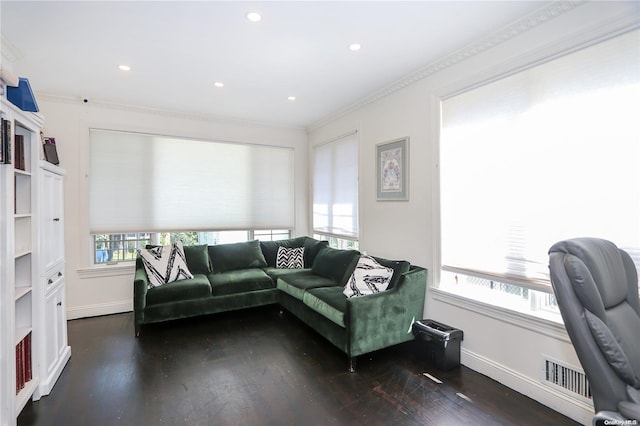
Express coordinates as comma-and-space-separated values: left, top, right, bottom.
37, 97, 308, 320
308, 2, 639, 424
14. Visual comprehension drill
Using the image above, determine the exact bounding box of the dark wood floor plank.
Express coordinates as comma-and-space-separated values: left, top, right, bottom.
18, 307, 580, 426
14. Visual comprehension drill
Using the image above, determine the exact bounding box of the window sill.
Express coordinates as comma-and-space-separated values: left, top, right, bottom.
429, 286, 570, 343
77, 263, 135, 279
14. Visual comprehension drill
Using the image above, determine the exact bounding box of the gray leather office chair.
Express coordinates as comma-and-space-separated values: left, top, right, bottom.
549, 238, 640, 424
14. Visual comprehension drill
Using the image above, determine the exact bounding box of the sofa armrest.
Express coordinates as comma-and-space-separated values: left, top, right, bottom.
133, 255, 148, 334
347, 265, 427, 357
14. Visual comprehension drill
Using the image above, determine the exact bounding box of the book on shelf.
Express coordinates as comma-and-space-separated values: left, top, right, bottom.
15, 332, 32, 394
2, 118, 12, 165
14, 134, 25, 170
25, 332, 32, 382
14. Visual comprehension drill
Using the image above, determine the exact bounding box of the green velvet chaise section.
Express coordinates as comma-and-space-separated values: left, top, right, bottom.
278, 265, 427, 363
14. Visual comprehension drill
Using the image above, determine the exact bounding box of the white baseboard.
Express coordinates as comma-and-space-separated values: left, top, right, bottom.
37, 346, 71, 398
461, 348, 593, 425
66, 300, 132, 320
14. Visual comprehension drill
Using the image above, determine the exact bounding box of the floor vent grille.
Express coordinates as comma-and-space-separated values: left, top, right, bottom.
542, 356, 592, 401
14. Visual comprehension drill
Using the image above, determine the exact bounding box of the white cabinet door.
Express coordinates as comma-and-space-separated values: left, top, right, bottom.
41, 170, 64, 272
43, 283, 67, 379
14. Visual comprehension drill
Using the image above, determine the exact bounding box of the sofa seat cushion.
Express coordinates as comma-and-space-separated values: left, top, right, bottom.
207, 269, 275, 296
277, 274, 338, 300
263, 267, 313, 281
303, 287, 348, 328
145, 274, 212, 306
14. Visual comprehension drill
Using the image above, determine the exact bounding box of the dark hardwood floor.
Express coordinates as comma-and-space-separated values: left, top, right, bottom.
18, 307, 580, 426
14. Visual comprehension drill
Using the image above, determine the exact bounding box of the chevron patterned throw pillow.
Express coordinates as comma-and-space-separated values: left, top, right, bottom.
139, 241, 194, 289
276, 246, 305, 269
343, 255, 394, 298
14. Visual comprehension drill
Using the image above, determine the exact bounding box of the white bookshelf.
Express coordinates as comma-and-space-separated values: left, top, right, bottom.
0, 98, 44, 425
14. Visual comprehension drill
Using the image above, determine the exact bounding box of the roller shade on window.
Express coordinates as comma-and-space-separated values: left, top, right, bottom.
440, 30, 640, 291
89, 130, 295, 233
312, 132, 359, 239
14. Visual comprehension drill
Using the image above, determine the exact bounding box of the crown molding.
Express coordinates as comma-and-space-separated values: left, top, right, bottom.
35, 92, 306, 132
307, 1, 584, 132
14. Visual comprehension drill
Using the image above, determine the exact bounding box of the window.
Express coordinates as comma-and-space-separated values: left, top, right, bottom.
89, 130, 294, 234
92, 229, 290, 264
312, 233, 359, 250
439, 30, 640, 313
312, 131, 359, 244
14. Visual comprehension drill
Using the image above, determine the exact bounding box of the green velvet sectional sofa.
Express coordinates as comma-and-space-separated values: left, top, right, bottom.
134, 236, 427, 371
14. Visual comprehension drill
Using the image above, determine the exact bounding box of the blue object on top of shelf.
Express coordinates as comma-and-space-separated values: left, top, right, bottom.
6, 77, 39, 112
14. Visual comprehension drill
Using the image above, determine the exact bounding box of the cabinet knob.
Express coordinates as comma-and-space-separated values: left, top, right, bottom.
58, 272, 62, 277
53, 218, 60, 222
48, 279, 53, 284
57, 301, 62, 306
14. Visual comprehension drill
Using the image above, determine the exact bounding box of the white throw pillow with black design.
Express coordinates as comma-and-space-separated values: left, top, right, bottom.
343, 255, 394, 298
276, 246, 305, 269
138, 241, 193, 289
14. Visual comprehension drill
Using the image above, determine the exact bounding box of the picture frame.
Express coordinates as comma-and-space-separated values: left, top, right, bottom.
43, 138, 59, 165
376, 137, 409, 201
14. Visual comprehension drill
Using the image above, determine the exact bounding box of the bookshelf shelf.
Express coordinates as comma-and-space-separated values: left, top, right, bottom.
14, 327, 31, 346
14, 286, 32, 301
14, 250, 32, 260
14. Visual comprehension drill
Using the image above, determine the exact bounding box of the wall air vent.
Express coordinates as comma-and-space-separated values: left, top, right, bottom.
542, 356, 592, 402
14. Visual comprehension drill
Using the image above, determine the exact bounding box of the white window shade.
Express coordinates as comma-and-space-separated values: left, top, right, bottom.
440, 30, 640, 291
312, 132, 359, 239
89, 130, 295, 233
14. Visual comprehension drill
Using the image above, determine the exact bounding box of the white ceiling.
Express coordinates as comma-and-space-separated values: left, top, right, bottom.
1, 1, 553, 128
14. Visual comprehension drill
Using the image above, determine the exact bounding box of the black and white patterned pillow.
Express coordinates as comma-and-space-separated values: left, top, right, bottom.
138, 241, 193, 289
343, 255, 394, 298
276, 246, 305, 269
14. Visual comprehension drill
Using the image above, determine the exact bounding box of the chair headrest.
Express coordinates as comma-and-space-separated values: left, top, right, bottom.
549, 238, 630, 311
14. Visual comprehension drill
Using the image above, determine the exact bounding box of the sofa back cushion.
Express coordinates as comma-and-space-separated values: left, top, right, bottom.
208, 240, 267, 273
372, 256, 411, 289
311, 247, 360, 286
260, 237, 328, 267
183, 244, 212, 274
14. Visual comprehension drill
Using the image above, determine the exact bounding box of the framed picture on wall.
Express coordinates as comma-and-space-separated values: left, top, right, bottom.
376, 137, 409, 201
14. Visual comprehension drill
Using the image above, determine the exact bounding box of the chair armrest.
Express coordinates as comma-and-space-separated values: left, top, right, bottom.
347, 266, 427, 357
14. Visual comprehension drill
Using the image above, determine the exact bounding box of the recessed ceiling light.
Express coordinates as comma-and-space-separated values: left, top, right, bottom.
287, 96, 296, 101
214, 82, 224, 88
118, 64, 131, 71
348, 43, 361, 52
246, 11, 262, 22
